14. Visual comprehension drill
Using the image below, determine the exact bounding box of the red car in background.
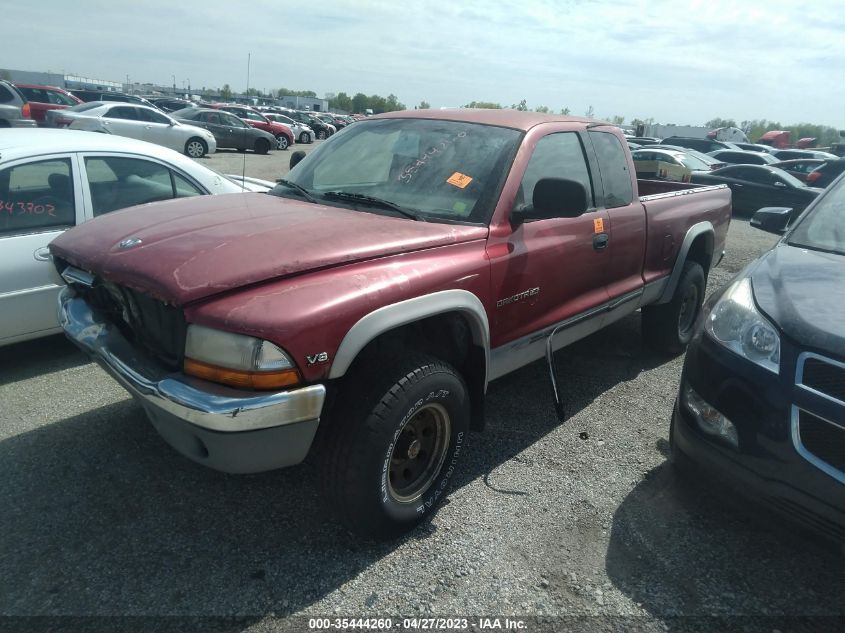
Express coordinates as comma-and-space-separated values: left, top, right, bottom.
208, 104, 294, 150
14, 84, 82, 126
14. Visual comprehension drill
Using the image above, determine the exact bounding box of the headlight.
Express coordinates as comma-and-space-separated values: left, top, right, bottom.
704, 277, 780, 373
183, 325, 300, 390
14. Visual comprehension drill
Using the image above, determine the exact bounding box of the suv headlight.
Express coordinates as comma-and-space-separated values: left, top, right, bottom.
704, 277, 780, 373
184, 324, 300, 389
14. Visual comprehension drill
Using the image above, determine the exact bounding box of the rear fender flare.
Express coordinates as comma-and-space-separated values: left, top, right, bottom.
327, 290, 490, 388
656, 221, 714, 304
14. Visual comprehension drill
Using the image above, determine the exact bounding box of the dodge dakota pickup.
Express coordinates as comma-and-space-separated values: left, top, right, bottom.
51, 110, 731, 538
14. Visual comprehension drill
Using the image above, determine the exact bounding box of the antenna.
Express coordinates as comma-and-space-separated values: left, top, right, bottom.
242, 52, 251, 184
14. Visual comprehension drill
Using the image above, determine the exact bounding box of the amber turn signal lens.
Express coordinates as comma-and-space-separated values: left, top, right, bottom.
184, 358, 301, 390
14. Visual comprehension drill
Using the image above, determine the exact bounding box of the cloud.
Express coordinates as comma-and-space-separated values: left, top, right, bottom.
3, 0, 844, 126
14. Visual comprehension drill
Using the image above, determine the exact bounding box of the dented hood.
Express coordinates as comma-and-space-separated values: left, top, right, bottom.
50, 193, 487, 305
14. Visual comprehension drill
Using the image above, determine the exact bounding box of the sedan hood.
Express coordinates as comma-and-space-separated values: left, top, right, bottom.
50, 193, 487, 305
751, 243, 845, 357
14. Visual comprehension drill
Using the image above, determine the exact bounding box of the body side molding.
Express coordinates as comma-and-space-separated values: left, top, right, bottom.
328, 289, 491, 384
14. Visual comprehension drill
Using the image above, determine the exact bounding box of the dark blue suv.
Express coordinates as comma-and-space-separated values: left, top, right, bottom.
671, 174, 845, 547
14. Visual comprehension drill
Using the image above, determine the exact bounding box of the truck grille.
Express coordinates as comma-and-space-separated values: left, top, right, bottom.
86, 282, 187, 370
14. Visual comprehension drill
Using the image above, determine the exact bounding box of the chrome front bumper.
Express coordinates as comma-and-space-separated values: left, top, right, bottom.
59, 286, 326, 473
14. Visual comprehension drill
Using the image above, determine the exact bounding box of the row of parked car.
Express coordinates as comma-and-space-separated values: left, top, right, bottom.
627, 134, 845, 217
0, 79, 365, 159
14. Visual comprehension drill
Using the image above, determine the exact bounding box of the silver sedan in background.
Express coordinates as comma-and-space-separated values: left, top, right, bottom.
0, 129, 273, 347
45, 102, 217, 158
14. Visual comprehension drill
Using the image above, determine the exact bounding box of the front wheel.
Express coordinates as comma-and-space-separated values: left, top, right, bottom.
316, 130, 327, 140
275, 134, 289, 150
299, 132, 312, 144
184, 137, 208, 158
320, 354, 470, 539
253, 138, 271, 155
642, 261, 706, 354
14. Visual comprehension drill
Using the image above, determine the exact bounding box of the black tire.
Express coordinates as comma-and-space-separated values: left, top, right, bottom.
253, 138, 271, 155
275, 134, 289, 150
316, 130, 327, 140
642, 261, 706, 355
320, 353, 470, 539
0, 120, 10, 128
184, 137, 207, 158
299, 132, 312, 144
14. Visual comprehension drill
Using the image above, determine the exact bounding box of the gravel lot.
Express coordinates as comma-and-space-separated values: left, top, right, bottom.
1, 158, 843, 632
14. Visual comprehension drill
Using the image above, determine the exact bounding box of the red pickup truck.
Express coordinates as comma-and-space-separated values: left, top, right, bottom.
51, 110, 731, 538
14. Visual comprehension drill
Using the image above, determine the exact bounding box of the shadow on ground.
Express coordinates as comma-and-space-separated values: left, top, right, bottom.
0, 313, 667, 620
606, 451, 845, 627
0, 334, 89, 385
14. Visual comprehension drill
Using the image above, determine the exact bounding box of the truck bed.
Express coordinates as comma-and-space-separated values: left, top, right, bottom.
636, 179, 732, 287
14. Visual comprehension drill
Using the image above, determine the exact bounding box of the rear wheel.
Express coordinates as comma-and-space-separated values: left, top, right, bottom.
275, 134, 289, 150
254, 138, 271, 155
642, 261, 706, 354
320, 353, 470, 539
184, 137, 207, 158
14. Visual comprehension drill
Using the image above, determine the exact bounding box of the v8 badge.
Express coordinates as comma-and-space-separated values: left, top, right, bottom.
306, 352, 329, 366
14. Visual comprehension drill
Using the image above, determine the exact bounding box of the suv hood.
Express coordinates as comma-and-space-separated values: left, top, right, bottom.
751, 243, 845, 358
50, 193, 487, 305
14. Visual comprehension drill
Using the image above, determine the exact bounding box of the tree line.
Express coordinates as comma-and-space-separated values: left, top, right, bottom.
201, 85, 842, 142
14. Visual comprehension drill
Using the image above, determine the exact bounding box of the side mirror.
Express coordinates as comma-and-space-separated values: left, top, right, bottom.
750, 207, 793, 234
289, 150, 306, 170
513, 178, 588, 224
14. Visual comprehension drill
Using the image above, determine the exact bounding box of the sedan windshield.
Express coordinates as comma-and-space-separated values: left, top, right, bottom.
788, 181, 845, 255
273, 118, 522, 223
674, 153, 711, 171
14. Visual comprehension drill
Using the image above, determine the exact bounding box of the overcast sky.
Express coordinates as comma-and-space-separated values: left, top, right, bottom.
5, 0, 844, 127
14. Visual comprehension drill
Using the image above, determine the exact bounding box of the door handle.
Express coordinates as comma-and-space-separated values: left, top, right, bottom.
734, 183, 743, 188
593, 233, 609, 250
145, 125, 152, 129
34, 246, 51, 262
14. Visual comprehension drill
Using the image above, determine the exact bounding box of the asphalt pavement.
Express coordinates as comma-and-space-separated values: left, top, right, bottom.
1, 168, 842, 632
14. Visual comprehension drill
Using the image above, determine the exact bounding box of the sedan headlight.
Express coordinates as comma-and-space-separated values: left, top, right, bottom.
704, 277, 780, 373
184, 324, 300, 390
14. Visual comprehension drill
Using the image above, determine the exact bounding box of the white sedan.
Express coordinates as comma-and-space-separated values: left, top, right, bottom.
46, 102, 218, 158
0, 129, 273, 347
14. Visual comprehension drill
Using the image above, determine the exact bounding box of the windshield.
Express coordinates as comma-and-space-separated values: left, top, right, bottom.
788, 180, 845, 255
273, 118, 521, 223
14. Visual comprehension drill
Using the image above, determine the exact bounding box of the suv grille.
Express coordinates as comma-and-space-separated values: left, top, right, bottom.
798, 410, 845, 475
794, 353, 845, 484
801, 357, 845, 404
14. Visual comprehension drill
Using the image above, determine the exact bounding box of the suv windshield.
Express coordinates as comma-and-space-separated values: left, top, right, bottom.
273, 118, 521, 223
788, 181, 845, 255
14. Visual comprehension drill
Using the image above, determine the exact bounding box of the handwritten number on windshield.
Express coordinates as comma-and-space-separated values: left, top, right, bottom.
398, 131, 468, 184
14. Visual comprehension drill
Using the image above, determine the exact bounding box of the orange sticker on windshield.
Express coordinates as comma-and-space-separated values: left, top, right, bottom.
447, 172, 473, 189
593, 218, 605, 233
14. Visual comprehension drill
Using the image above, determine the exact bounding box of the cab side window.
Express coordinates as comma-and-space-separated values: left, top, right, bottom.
0, 159, 75, 235
589, 131, 633, 208
514, 132, 594, 216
